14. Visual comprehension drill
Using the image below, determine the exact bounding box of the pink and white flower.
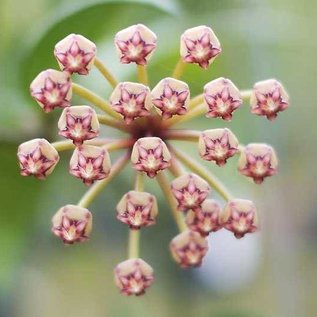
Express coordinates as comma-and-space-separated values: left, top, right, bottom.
186, 199, 222, 236
221, 199, 258, 239
131, 137, 171, 178
52, 204, 92, 244
17, 138, 59, 179
238, 143, 278, 184
151, 77, 190, 119
116, 191, 158, 229
203, 77, 242, 120
30, 69, 72, 113
180, 25, 221, 69
250, 79, 289, 120
54, 34, 96, 75
110, 82, 151, 124
170, 230, 208, 268
171, 173, 210, 212
198, 128, 239, 166
114, 258, 154, 296
69, 145, 111, 185
114, 24, 157, 65
58, 106, 100, 146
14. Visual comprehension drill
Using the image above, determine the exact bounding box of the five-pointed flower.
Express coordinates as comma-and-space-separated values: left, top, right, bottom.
114, 24, 157, 65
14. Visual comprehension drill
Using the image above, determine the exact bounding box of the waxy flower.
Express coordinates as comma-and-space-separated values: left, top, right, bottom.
221, 199, 258, 239
58, 106, 100, 146
17, 138, 59, 179
171, 173, 210, 212
18, 25, 289, 296
186, 199, 222, 236
250, 79, 289, 121
180, 25, 221, 69
114, 24, 157, 65
54, 34, 96, 75
238, 143, 278, 184
117, 191, 158, 229
69, 145, 111, 185
52, 204, 92, 244
131, 137, 171, 178
199, 128, 239, 166
204, 77, 242, 120
110, 82, 151, 124
30, 69, 72, 113
114, 258, 154, 296
151, 77, 190, 119
170, 230, 208, 268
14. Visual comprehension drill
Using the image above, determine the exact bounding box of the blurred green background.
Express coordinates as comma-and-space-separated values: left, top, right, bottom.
1, 0, 317, 316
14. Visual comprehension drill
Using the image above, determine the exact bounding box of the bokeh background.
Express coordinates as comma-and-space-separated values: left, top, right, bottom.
1, 0, 317, 316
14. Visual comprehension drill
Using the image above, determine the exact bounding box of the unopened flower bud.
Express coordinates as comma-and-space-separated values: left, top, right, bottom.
17, 138, 59, 179
54, 34, 96, 75
186, 199, 222, 236
204, 77, 242, 120
180, 25, 221, 69
58, 106, 100, 146
151, 77, 190, 119
238, 143, 278, 184
221, 199, 258, 239
114, 24, 157, 65
69, 145, 111, 185
250, 79, 289, 121
110, 82, 151, 124
170, 230, 208, 268
52, 204, 92, 244
171, 173, 210, 212
198, 128, 239, 166
114, 258, 154, 296
30, 69, 72, 113
131, 137, 171, 178
116, 191, 158, 229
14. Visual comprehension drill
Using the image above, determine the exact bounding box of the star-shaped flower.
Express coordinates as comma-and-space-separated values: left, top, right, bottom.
251, 79, 289, 121
152, 78, 190, 119
30, 69, 72, 113
238, 143, 278, 184
54, 34, 96, 75
115, 24, 157, 65
204, 77, 242, 121
58, 106, 100, 146
199, 128, 239, 166
17, 139, 59, 179
180, 26, 222, 69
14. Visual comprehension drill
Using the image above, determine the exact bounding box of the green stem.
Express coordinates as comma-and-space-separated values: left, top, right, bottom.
164, 104, 205, 128
156, 172, 187, 232
94, 57, 118, 88
72, 83, 121, 120
128, 229, 140, 259
188, 94, 204, 110
137, 65, 149, 86
77, 153, 129, 208
52, 139, 111, 152
172, 58, 186, 79
240, 89, 252, 101
134, 172, 145, 192
97, 114, 128, 132
171, 147, 233, 201
165, 129, 200, 142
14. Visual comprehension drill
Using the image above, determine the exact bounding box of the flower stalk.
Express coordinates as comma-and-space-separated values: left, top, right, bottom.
77, 153, 129, 208
137, 65, 149, 86
171, 147, 233, 201
172, 58, 186, 79
94, 57, 118, 88
156, 172, 187, 232
72, 83, 121, 120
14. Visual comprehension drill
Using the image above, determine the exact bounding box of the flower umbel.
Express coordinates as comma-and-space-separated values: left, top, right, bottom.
18, 24, 289, 296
